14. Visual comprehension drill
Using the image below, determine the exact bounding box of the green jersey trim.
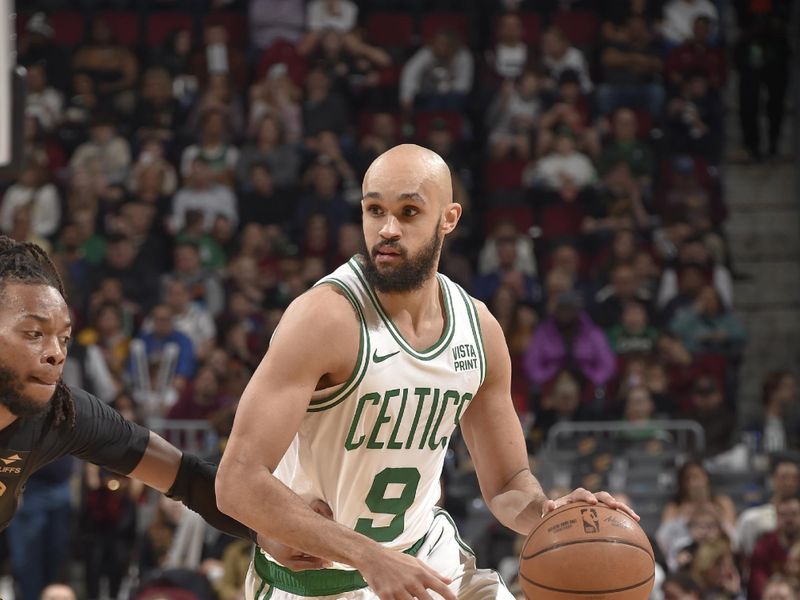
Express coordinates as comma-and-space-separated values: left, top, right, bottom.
434, 508, 476, 556
347, 257, 455, 361
253, 534, 427, 596
455, 285, 487, 387
307, 278, 371, 413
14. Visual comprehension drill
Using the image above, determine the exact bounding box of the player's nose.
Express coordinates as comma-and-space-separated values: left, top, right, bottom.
379, 215, 401, 239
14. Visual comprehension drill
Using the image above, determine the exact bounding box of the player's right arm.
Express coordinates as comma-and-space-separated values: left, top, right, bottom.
216, 285, 455, 600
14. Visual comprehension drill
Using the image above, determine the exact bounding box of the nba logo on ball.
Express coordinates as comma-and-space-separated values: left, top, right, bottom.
519, 502, 655, 600
580, 508, 599, 533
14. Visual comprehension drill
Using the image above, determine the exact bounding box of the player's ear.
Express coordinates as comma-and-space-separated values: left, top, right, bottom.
440, 203, 462, 235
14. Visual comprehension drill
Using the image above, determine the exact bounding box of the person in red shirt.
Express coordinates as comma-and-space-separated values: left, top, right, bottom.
665, 16, 727, 92
749, 497, 800, 600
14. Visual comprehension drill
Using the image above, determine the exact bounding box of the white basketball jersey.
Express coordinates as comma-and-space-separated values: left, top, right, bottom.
270, 256, 487, 562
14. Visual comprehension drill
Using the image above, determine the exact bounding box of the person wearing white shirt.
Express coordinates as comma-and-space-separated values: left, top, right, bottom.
528, 130, 597, 191
0, 164, 61, 237
400, 29, 474, 111
661, 0, 718, 45
25, 63, 63, 133
736, 460, 800, 559
171, 159, 238, 233
541, 26, 593, 94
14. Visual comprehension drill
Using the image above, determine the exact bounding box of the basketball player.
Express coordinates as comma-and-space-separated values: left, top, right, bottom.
0, 236, 251, 540
217, 145, 637, 600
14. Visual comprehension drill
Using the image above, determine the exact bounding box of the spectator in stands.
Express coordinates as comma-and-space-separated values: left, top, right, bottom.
166, 241, 226, 317
596, 15, 665, 115
530, 369, 584, 441
487, 70, 543, 160
187, 73, 246, 142
666, 71, 722, 161
303, 67, 351, 137
686, 376, 737, 458
536, 70, 599, 158
68, 302, 129, 402
472, 229, 542, 305
293, 157, 353, 241
204, 539, 253, 600
737, 459, 800, 560
1, 162, 61, 238
607, 300, 659, 355
357, 112, 400, 172
749, 372, 800, 453
399, 28, 474, 112
305, 130, 361, 204
167, 365, 230, 423
159, 279, 217, 361
248, 63, 303, 143
69, 113, 132, 188
239, 163, 294, 227
238, 114, 300, 190
248, 0, 305, 51
665, 16, 727, 93
526, 128, 597, 199
72, 16, 139, 116
485, 12, 530, 82
597, 108, 655, 185
690, 539, 743, 600
749, 497, 800, 600
669, 285, 747, 358
90, 234, 160, 314
18, 12, 70, 93
181, 108, 240, 186
664, 506, 731, 572
191, 23, 249, 93
660, 461, 737, 529
584, 164, 652, 240
478, 219, 538, 281
112, 201, 170, 273
661, 0, 718, 46
24, 61, 63, 134
171, 157, 239, 233
592, 262, 653, 329
524, 290, 617, 389
128, 304, 196, 416
540, 27, 593, 94
733, 14, 790, 160
662, 573, 703, 600
132, 67, 184, 146
621, 384, 657, 425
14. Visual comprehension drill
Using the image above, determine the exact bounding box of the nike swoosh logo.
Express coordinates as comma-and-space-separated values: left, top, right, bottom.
373, 350, 400, 363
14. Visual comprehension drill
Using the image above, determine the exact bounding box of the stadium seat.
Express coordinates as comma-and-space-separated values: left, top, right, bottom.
50, 11, 85, 46
484, 159, 528, 192
99, 11, 140, 46
205, 12, 248, 48
421, 12, 468, 44
365, 12, 415, 49
539, 202, 586, 240
552, 10, 599, 48
145, 12, 193, 47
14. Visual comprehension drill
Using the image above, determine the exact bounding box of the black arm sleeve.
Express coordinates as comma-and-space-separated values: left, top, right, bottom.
166, 452, 256, 542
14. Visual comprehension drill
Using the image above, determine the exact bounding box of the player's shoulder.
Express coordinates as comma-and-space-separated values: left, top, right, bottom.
275, 282, 360, 342
462, 294, 504, 342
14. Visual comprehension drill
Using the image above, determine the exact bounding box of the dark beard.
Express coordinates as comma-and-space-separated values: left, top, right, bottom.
0, 364, 51, 418
362, 222, 442, 293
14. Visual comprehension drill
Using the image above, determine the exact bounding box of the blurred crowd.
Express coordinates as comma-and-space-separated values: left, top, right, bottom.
1, 0, 797, 599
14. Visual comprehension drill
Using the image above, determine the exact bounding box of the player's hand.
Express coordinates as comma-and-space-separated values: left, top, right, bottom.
542, 488, 640, 522
358, 549, 457, 600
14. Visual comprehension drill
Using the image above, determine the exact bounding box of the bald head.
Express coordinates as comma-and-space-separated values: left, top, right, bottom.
363, 144, 453, 207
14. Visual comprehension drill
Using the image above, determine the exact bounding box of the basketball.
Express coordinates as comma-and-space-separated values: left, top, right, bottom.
519, 502, 655, 600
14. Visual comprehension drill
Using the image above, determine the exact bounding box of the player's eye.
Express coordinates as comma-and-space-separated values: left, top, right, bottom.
60, 336, 71, 345
402, 206, 419, 217
25, 331, 43, 340
367, 204, 384, 216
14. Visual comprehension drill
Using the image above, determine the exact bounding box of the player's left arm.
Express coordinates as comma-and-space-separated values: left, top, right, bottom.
460, 301, 637, 536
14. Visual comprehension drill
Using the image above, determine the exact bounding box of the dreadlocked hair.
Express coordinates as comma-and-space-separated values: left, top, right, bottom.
0, 235, 75, 428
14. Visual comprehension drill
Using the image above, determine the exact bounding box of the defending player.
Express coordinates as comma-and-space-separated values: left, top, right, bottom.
217, 145, 637, 600
0, 236, 252, 540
